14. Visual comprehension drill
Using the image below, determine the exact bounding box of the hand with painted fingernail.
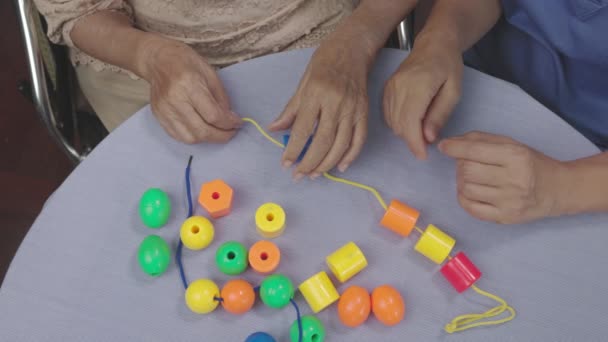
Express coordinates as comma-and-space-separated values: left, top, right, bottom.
438, 131, 569, 224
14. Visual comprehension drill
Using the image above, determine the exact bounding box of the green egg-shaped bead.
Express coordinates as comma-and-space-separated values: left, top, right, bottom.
139, 188, 171, 228
259, 274, 294, 309
290, 315, 326, 342
138, 235, 171, 276
215, 241, 248, 275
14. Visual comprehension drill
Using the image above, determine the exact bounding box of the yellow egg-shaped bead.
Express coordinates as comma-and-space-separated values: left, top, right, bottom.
298, 271, 340, 313
326, 241, 368, 283
185, 279, 220, 314
414, 224, 455, 264
180, 216, 214, 250
255, 203, 286, 238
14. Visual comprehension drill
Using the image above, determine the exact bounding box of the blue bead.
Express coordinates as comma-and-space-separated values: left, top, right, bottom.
282, 134, 313, 162
245, 332, 276, 342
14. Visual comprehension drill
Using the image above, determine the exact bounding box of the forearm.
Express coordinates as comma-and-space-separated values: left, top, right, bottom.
70, 10, 171, 79
416, 0, 502, 52
557, 152, 608, 215
324, 0, 418, 67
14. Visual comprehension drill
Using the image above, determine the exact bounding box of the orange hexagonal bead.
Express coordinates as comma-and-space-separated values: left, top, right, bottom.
198, 179, 234, 219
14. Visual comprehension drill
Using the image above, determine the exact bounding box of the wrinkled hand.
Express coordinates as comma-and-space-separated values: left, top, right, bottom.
141, 39, 241, 143
439, 132, 568, 224
383, 34, 463, 159
269, 44, 370, 180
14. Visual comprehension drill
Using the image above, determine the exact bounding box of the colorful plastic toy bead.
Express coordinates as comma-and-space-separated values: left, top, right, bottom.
255, 203, 286, 238
290, 315, 326, 342
379, 199, 420, 237
371, 285, 405, 327
282, 134, 313, 163
245, 332, 276, 342
248, 240, 281, 274
139, 188, 171, 228
180, 216, 215, 250
414, 224, 456, 264
440, 252, 482, 293
138, 235, 171, 276
185, 279, 220, 314
216, 241, 248, 275
337, 286, 371, 327
326, 242, 368, 283
298, 271, 340, 313
220, 279, 256, 315
259, 274, 294, 309
198, 179, 233, 219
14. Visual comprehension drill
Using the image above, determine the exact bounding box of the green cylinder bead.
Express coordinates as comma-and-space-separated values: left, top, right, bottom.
138, 235, 171, 276
215, 241, 248, 275
139, 188, 171, 228
290, 315, 326, 342
259, 274, 294, 309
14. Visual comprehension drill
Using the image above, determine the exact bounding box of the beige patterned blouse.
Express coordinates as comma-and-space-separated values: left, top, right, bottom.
34, 0, 358, 75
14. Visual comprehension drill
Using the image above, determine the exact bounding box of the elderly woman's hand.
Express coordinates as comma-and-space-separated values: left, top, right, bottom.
269, 42, 370, 180
140, 39, 242, 144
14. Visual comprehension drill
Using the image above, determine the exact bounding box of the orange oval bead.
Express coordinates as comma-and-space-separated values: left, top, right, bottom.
371, 285, 405, 326
337, 286, 371, 327
221, 279, 255, 315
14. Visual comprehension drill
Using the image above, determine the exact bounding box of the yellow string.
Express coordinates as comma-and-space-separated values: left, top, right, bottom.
444, 284, 516, 333
242, 117, 515, 333
242, 118, 285, 148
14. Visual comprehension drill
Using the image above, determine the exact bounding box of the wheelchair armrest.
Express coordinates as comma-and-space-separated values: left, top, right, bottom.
14, 0, 83, 163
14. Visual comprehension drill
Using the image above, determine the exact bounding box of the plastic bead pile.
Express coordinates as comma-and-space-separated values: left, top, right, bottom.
134, 118, 516, 341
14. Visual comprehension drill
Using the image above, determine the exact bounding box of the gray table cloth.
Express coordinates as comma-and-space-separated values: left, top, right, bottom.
1, 49, 606, 341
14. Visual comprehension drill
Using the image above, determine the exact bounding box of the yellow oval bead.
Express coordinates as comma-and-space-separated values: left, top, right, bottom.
180, 216, 214, 250
414, 224, 455, 264
326, 241, 368, 283
255, 203, 286, 238
298, 271, 340, 313
185, 279, 220, 314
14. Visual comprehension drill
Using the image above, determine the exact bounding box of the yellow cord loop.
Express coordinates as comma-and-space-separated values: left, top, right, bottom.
242, 117, 516, 333
444, 285, 516, 333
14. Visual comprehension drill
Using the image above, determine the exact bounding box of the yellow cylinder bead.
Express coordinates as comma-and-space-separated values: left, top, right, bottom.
326, 242, 368, 283
180, 216, 215, 250
185, 279, 220, 314
298, 271, 340, 313
255, 203, 286, 238
414, 224, 456, 264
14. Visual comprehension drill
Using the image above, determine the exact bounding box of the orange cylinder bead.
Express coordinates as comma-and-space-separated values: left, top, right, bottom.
371, 285, 405, 326
248, 240, 281, 274
379, 200, 420, 237
221, 279, 256, 315
337, 286, 371, 328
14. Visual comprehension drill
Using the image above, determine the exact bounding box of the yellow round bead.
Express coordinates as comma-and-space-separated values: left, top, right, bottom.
180, 216, 214, 250
255, 203, 286, 238
185, 279, 220, 314
414, 224, 455, 264
298, 271, 340, 313
326, 242, 368, 283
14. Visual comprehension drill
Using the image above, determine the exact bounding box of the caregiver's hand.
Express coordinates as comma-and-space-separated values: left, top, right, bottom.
269, 41, 370, 180
141, 39, 242, 143
383, 33, 463, 160
438, 132, 568, 224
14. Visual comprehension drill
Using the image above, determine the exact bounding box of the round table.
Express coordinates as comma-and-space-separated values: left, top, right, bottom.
1, 49, 606, 341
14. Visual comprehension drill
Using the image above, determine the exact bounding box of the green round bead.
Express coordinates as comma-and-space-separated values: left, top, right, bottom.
138, 235, 171, 276
215, 241, 248, 275
139, 188, 171, 228
259, 274, 294, 309
290, 315, 326, 342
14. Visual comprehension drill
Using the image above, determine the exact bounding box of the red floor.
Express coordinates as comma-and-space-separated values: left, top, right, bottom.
0, 2, 74, 285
